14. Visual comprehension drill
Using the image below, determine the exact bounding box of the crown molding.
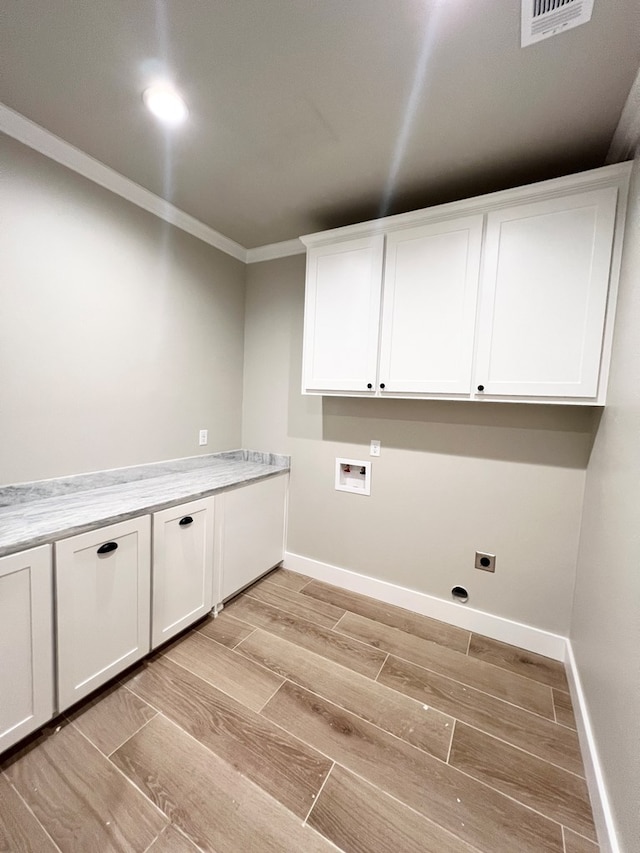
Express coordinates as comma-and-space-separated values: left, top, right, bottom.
607, 66, 640, 164
0, 102, 248, 263
245, 238, 305, 264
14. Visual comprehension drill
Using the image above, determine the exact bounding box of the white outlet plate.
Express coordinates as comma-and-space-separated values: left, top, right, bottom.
199, 429, 208, 446
370, 440, 381, 457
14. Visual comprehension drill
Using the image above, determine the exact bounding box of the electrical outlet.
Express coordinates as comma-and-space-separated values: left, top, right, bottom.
199, 429, 208, 446
370, 440, 381, 457
475, 551, 496, 572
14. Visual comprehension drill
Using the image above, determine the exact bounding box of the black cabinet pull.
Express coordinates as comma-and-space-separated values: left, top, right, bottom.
179, 516, 194, 526
380, 383, 386, 389
367, 383, 373, 389
477, 384, 485, 392
97, 541, 118, 555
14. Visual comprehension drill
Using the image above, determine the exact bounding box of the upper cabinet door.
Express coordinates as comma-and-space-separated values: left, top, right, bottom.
379, 216, 484, 395
302, 235, 384, 393
474, 187, 618, 399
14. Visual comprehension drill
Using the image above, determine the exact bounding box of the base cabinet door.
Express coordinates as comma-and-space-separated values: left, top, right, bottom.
55, 517, 151, 712
0, 546, 53, 753
215, 475, 287, 603
151, 497, 214, 649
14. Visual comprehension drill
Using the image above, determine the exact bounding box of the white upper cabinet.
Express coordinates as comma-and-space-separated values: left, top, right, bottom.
474, 188, 618, 399
300, 163, 630, 404
379, 216, 484, 395
302, 235, 384, 393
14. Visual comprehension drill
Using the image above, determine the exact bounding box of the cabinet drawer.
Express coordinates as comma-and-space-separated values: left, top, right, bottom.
55, 517, 151, 711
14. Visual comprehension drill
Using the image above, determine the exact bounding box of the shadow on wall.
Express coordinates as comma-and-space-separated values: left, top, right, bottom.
320, 397, 602, 469
322, 397, 601, 468
283, 386, 603, 469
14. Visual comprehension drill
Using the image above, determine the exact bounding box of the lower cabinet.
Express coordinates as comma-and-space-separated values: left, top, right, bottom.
215, 474, 287, 602
1, 472, 289, 750
0, 545, 54, 753
151, 497, 215, 649
55, 517, 151, 712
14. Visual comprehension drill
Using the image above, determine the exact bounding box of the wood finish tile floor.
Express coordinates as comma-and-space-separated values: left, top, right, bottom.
0, 568, 598, 853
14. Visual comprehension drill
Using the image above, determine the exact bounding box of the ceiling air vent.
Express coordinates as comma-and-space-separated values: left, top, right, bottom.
521, 0, 595, 47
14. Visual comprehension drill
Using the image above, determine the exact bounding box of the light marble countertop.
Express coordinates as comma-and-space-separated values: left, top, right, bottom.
0, 450, 289, 558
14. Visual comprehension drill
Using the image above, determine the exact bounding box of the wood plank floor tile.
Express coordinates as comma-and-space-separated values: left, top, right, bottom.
308, 764, 477, 853
124, 657, 330, 819
379, 655, 584, 775
262, 681, 563, 853
449, 723, 596, 841
4, 721, 167, 852
468, 635, 570, 691
112, 714, 335, 853
145, 824, 203, 853
163, 630, 283, 712
337, 611, 554, 717
265, 567, 312, 591
226, 595, 386, 678
563, 828, 599, 853
197, 611, 255, 649
67, 683, 157, 756
237, 628, 453, 760
553, 689, 577, 729
302, 579, 470, 653
246, 578, 345, 628
0, 773, 59, 852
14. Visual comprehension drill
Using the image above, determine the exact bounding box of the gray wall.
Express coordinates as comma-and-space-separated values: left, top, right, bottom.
571, 152, 640, 852
242, 254, 597, 636
0, 134, 246, 485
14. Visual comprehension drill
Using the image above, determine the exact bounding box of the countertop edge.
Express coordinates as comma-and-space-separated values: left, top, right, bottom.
0, 465, 289, 559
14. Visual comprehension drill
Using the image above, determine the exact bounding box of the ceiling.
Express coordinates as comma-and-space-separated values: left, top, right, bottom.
1, 1, 639, 249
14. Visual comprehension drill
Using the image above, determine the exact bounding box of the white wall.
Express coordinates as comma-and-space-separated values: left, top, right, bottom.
570, 152, 640, 852
0, 134, 246, 485
242, 254, 597, 636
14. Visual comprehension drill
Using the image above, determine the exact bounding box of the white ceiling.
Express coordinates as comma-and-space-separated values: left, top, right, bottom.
1, 1, 639, 249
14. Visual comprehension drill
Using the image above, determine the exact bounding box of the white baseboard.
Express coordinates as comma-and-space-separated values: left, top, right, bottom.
564, 641, 620, 853
283, 551, 566, 660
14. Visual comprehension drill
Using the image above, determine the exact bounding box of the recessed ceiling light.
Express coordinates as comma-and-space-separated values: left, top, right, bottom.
142, 85, 188, 125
